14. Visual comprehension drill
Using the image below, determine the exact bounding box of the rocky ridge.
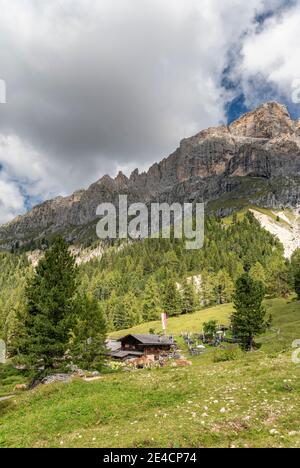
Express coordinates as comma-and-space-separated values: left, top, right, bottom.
1, 101, 300, 249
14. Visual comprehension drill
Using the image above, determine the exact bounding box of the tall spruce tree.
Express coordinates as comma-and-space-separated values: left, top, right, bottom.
291, 249, 300, 299
201, 270, 217, 306
231, 273, 268, 351
142, 276, 162, 321
22, 237, 79, 371
181, 279, 198, 314
123, 291, 142, 327
112, 292, 140, 330
69, 293, 107, 371
162, 277, 182, 317
215, 270, 235, 304
266, 255, 290, 297
249, 262, 267, 288
294, 269, 300, 300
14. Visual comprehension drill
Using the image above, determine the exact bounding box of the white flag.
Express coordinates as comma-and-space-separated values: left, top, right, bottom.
161, 313, 167, 331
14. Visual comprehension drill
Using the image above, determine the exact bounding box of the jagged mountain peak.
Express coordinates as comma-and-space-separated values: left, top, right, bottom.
115, 171, 129, 188
129, 168, 139, 181
97, 174, 113, 184
1, 101, 300, 250
229, 101, 294, 139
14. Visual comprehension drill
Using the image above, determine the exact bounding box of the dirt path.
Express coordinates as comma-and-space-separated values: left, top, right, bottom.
0, 395, 14, 402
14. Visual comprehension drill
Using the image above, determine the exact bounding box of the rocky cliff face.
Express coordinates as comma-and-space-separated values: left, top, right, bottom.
1, 101, 300, 249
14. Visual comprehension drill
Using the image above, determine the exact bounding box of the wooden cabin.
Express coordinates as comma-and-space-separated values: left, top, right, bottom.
110, 334, 172, 361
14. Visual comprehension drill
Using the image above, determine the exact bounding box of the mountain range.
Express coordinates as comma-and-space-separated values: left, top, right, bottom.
1, 101, 300, 250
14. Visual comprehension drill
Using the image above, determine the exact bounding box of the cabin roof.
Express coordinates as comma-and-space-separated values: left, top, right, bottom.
111, 350, 143, 359
119, 334, 172, 346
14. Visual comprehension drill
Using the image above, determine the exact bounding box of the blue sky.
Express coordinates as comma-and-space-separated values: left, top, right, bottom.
0, 0, 300, 223
226, 93, 300, 124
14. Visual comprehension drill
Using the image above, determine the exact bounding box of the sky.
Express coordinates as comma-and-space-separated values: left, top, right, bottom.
0, 0, 300, 224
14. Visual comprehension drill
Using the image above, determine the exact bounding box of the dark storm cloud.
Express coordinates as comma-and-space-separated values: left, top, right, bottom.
1, 0, 226, 184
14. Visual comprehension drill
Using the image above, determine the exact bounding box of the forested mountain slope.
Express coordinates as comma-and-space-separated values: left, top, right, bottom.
0, 212, 292, 353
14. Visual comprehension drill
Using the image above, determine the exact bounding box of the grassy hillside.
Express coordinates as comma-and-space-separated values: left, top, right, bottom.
111, 297, 300, 347
111, 302, 233, 338
1, 298, 300, 448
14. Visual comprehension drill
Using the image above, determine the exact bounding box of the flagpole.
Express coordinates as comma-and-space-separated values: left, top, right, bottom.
161, 313, 167, 336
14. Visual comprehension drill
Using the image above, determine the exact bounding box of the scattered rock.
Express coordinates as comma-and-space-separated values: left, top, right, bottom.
66, 364, 85, 376
41, 374, 73, 385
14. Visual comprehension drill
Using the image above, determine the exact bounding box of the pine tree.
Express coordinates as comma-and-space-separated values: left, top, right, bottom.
22, 237, 79, 371
291, 249, 300, 299
69, 293, 106, 371
163, 251, 180, 272
201, 270, 217, 306
266, 255, 290, 297
231, 273, 268, 351
123, 291, 142, 327
161, 277, 182, 317
181, 279, 198, 314
291, 248, 300, 269
105, 290, 118, 331
294, 269, 300, 300
228, 257, 244, 282
4, 307, 28, 359
112, 292, 140, 330
111, 294, 126, 331
249, 262, 267, 288
215, 270, 235, 304
142, 277, 162, 321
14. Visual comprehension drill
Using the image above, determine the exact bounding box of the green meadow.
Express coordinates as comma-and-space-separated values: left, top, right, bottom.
1, 298, 300, 448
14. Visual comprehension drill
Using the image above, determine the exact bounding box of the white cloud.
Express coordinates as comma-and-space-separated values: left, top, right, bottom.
235, 1, 300, 106
0, 134, 67, 222
0, 134, 63, 197
0, 172, 24, 224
